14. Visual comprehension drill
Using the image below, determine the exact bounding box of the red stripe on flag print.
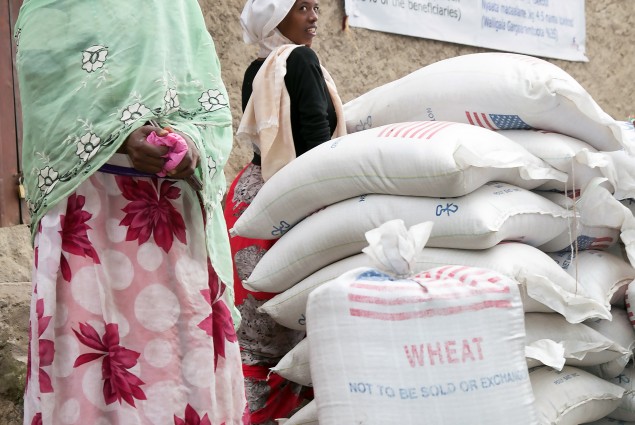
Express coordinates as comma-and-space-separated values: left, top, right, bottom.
348, 286, 511, 306
588, 237, 614, 250
473, 113, 493, 130
350, 279, 508, 294
392, 122, 428, 138
412, 121, 455, 139
429, 265, 471, 281
465, 111, 497, 130
377, 121, 455, 139
416, 265, 507, 287
350, 299, 513, 321
350, 282, 426, 292
377, 123, 404, 138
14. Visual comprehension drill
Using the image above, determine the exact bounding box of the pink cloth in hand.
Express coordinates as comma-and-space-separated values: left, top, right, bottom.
146, 131, 188, 177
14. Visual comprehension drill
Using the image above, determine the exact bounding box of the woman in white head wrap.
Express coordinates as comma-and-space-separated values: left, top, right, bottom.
223, 0, 346, 423
240, 0, 296, 58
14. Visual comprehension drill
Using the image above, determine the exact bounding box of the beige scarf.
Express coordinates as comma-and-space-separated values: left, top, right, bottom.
236, 44, 347, 181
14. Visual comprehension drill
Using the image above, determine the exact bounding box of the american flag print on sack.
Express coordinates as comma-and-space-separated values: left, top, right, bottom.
465, 112, 532, 130
377, 121, 456, 139
347, 266, 514, 322
572, 235, 615, 250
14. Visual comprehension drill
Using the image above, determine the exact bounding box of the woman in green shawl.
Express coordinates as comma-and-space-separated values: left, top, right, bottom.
15, 1, 247, 423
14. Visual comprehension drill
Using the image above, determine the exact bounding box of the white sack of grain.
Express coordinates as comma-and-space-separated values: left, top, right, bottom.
548, 250, 635, 312
602, 121, 635, 200
259, 254, 371, 331
584, 308, 635, 380
230, 121, 566, 240
412, 244, 610, 324
269, 313, 631, 395
538, 178, 635, 263
343, 53, 635, 154
530, 365, 624, 425
244, 182, 572, 293
281, 400, 318, 425
259, 243, 611, 331
524, 313, 630, 371
271, 338, 312, 387
582, 308, 635, 346
608, 363, 635, 421
500, 129, 613, 192
307, 220, 537, 424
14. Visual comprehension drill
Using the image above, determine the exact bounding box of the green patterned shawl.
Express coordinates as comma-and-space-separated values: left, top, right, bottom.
15, 0, 239, 326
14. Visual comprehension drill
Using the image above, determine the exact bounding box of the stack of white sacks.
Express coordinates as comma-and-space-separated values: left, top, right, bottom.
229, 52, 635, 424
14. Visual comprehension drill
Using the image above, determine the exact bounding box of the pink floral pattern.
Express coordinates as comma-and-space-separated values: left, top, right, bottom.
30, 413, 42, 425
116, 176, 186, 252
174, 404, 212, 425
36, 298, 54, 393
198, 267, 237, 369
24, 174, 246, 424
73, 322, 146, 407
59, 193, 100, 281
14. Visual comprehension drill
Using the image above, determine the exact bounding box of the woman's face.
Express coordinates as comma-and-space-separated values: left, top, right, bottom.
277, 0, 319, 48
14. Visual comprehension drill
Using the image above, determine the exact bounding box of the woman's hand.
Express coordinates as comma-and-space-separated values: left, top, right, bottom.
119, 125, 200, 180
120, 125, 169, 174
166, 130, 200, 180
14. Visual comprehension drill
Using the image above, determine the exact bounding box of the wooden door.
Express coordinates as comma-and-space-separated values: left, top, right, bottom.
0, 0, 25, 227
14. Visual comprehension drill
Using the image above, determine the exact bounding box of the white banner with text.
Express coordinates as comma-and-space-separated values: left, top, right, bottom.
344, 0, 587, 62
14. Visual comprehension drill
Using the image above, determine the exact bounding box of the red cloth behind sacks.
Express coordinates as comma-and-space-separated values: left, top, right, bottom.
223, 164, 277, 304
224, 164, 313, 424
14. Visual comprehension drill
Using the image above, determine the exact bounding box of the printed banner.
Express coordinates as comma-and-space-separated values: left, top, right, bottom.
344, 0, 587, 62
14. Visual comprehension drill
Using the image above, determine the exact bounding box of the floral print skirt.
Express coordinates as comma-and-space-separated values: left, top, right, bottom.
23, 171, 248, 425
224, 163, 311, 425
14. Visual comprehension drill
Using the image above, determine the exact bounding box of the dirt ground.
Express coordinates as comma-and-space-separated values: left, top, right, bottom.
0, 224, 31, 424
1, 0, 634, 424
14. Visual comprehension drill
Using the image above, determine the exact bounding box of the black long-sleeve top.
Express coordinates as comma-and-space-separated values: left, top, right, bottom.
242, 46, 337, 165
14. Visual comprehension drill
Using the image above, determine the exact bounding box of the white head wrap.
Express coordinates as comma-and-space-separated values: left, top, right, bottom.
240, 0, 297, 58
